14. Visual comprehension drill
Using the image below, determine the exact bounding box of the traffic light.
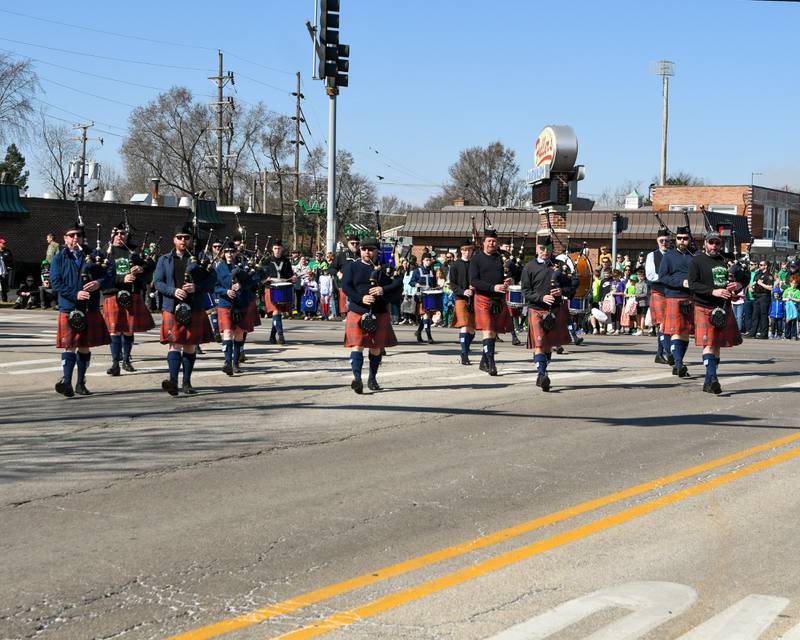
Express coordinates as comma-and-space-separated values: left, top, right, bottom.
318, 0, 349, 88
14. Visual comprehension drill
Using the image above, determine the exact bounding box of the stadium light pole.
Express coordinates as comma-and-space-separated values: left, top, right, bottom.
652, 60, 675, 186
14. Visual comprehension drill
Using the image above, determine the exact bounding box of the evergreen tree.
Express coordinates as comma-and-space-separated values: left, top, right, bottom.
0, 143, 29, 190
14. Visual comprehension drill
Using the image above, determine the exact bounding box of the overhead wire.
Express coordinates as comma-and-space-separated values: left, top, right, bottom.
39, 76, 139, 108
34, 98, 127, 132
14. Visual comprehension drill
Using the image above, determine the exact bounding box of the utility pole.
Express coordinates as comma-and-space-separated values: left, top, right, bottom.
326, 86, 337, 253
652, 60, 675, 187
72, 122, 101, 201
291, 72, 305, 248
209, 51, 234, 205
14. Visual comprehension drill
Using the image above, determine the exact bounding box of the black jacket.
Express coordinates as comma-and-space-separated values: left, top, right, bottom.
520, 259, 576, 311
468, 251, 505, 297
342, 260, 403, 314
448, 259, 471, 299
689, 252, 748, 309
262, 256, 294, 280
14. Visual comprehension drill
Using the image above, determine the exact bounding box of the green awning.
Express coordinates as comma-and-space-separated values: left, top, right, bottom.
0, 184, 28, 216
186, 199, 224, 228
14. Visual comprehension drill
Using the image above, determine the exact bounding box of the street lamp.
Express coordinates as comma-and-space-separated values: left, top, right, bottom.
651, 60, 675, 186
751, 172, 763, 186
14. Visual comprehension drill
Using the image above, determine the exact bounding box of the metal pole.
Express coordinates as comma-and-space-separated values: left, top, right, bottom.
216, 50, 224, 205
293, 71, 302, 248
611, 213, 618, 264
78, 125, 88, 201
326, 91, 337, 253
660, 74, 669, 186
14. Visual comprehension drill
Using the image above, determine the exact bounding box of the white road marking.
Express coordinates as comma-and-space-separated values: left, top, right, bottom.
610, 372, 673, 385
485, 581, 697, 640
722, 375, 760, 386
781, 381, 800, 389
780, 622, 800, 639
8, 366, 63, 375
675, 594, 789, 640
0, 358, 55, 368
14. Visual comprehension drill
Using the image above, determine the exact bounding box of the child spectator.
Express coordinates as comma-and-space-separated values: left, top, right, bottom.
783, 276, 800, 340
302, 271, 320, 320
318, 268, 334, 320
769, 285, 785, 338
633, 270, 649, 335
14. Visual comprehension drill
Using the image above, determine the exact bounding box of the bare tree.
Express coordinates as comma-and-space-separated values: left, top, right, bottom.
35, 114, 79, 199
595, 179, 645, 209
0, 54, 39, 145
378, 194, 412, 215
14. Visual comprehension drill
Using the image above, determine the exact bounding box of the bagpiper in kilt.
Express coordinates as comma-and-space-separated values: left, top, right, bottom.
448, 240, 476, 365
688, 231, 749, 394
215, 241, 258, 376
409, 255, 437, 344
657, 226, 695, 378
49, 218, 113, 397
520, 236, 575, 392
341, 237, 403, 393
645, 226, 672, 366
154, 224, 216, 396
468, 229, 514, 376
500, 244, 523, 346
261, 239, 296, 345
332, 235, 360, 318
101, 224, 156, 376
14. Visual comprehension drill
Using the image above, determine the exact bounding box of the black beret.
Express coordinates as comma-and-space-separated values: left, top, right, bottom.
360, 237, 379, 248
676, 225, 691, 235
483, 228, 498, 239
270, 238, 283, 247
537, 235, 553, 246
174, 224, 193, 236
459, 238, 475, 249
657, 227, 671, 238
65, 219, 84, 235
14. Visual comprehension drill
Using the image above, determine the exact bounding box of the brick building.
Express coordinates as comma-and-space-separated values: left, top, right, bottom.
0, 187, 282, 282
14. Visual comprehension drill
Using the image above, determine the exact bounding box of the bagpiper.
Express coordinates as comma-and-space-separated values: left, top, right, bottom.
154, 224, 216, 395
215, 240, 258, 376
688, 230, 749, 394
468, 229, 514, 376
520, 235, 574, 391
645, 227, 673, 366
448, 239, 476, 365
657, 225, 695, 378
101, 222, 156, 375
341, 237, 403, 393
50, 218, 113, 397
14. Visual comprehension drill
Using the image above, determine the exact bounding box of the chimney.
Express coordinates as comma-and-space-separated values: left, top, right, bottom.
149, 178, 160, 207
453, 197, 468, 207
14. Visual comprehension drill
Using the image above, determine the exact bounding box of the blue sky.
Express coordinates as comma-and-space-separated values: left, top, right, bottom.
2, 0, 799, 206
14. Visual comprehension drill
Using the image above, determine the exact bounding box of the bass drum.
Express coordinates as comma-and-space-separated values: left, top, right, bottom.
570, 253, 593, 299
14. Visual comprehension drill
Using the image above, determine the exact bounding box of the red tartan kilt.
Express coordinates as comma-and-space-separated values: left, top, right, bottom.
344, 311, 398, 349
451, 298, 475, 328
473, 293, 513, 333
649, 289, 666, 325
160, 310, 214, 345
694, 305, 742, 348
527, 307, 571, 351
264, 289, 292, 316
662, 296, 695, 335
217, 306, 256, 334
57, 310, 111, 349
248, 299, 261, 327
102, 294, 155, 334
338, 288, 348, 314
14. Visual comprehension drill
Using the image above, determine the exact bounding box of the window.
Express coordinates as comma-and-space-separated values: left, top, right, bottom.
709, 205, 737, 215
763, 207, 776, 239
777, 208, 789, 241
668, 204, 697, 211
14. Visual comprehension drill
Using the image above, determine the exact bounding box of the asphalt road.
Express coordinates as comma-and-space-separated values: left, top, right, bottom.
1, 308, 799, 640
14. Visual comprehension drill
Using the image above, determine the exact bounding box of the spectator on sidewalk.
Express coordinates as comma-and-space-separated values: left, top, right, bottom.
14, 275, 40, 309
45, 233, 60, 264
0, 237, 12, 302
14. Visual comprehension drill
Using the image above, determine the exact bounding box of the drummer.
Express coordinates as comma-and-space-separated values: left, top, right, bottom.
449, 239, 476, 365
501, 242, 523, 346
261, 239, 297, 345
409, 252, 437, 344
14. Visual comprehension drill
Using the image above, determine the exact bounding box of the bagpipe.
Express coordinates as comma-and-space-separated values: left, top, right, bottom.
359, 262, 381, 334
173, 222, 217, 327
68, 209, 111, 331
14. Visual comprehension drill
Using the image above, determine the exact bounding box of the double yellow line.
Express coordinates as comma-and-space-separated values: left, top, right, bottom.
169, 432, 800, 640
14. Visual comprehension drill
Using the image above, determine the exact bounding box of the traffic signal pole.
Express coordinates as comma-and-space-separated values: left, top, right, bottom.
327, 86, 337, 253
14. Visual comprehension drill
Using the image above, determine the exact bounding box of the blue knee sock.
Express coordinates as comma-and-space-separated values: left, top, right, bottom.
210, 312, 219, 334
233, 340, 244, 364
423, 318, 432, 333
350, 351, 364, 381
223, 340, 233, 364
656, 332, 664, 358
465, 332, 474, 350
534, 353, 548, 374
482, 338, 495, 356
368, 352, 381, 379
460, 332, 469, 355
670, 339, 683, 368
703, 353, 718, 383
76, 351, 90, 384
274, 314, 284, 334
122, 335, 133, 362
110, 334, 122, 362
181, 351, 196, 385
61, 351, 77, 385
167, 350, 181, 382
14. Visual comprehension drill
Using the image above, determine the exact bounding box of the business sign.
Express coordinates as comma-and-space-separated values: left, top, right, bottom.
534, 125, 578, 172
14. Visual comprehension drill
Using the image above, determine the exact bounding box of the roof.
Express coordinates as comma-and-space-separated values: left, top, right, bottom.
186, 199, 224, 228
403, 210, 540, 237
0, 184, 29, 216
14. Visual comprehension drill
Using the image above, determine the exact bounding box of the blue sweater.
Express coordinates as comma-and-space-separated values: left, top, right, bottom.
214, 260, 258, 310
657, 248, 694, 299
50, 247, 113, 312
154, 250, 215, 313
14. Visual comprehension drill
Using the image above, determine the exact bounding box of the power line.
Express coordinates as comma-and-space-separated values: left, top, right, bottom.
40, 76, 138, 108
0, 36, 213, 72
34, 98, 127, 131
224, 51, 294, 76
236, 72, 292, 95
40, 111, 124, 138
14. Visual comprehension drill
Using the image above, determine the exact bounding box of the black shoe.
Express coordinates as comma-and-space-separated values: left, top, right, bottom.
511, 334, 521, 346
214, 332, 222, 343
238, 352, 246, 364
269, 335, 277, 344
55, 378, 74, 397
479, 354, 488, 372
351, 379, 364, 394
536, 373, 551, 392
667, 354, 675, 366
574, 336, 584, 346
486, 356, 498, 376
673, 365, 689, 378
426, 336, 435, 344
555, 346, 564, 355
233, 363, 242, 374
181, 382, 198, 395
122, 361, 135, 372
75, 381, 92, 396
367, 378, 381, 391
654, 355, 668, 365
222, 362, 234, 376
161, 379, 179, 396
460, 353, 471, 366
107, 362, 121, 376
277, 334, 286, 345
707, 377, 722, 394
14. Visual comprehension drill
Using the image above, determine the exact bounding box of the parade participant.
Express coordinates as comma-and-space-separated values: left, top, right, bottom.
262, 239, 296, 344
101, 224, 156, 375
468, 229, 513, 376
49, 219, 112, 397
341, 237, 402, 393
215, 241, 256, 375
333, 235, 360, 316
688, 231, 748, 394
154, 224, 215, 395
657, 225, 695, 378
501, 242, 523, 346
647, 227, 674, 364
520, 236, 573, 391
409, 253, 438, 343
448, 239, 476, 365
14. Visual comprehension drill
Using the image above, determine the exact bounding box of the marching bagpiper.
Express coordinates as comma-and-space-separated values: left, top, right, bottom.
50, 218, 113, 397
341, 237, 402, 393
646, 227, 673, 366
215, 240, 258, 375
688, 230, 749, 394
657, 225, 695, 378
448, 239, 476, 365
520, 235, 574, 391
101, 222, 156, 375
154, 224, 216, 395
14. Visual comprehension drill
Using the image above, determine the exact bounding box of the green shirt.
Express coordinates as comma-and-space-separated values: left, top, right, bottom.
783, 286, 800, 302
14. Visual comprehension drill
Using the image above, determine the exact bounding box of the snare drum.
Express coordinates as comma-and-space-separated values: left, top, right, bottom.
269, 281, 294, 306
506, 285, 523, 308
569, 296, 588, 315
422, 288, 444, 311
379, 245, 395, 268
